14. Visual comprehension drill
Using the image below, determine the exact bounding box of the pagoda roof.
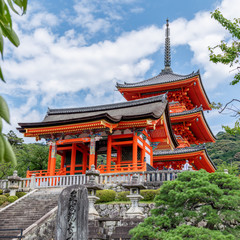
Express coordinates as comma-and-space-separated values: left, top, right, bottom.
153, 145, 216, 171
154, 145, 208, 156
116, 70, 199, 88
170, 106, 203, 116
170, 106, 216, 143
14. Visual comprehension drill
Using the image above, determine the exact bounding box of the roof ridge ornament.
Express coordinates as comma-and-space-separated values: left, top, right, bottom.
161, 19, 173, 74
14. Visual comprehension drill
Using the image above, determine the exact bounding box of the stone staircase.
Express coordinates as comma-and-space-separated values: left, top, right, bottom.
0, 188, 62, 240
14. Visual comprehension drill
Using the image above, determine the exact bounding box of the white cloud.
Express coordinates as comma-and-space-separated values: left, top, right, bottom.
1, 0, 240, 141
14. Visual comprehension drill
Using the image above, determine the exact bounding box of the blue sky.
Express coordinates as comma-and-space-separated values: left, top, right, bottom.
1, 0, 240, 142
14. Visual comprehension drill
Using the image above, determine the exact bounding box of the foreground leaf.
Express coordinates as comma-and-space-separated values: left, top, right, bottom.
0, 95, 10, 123
0, 134, 4, 161
2, 135, 16, 165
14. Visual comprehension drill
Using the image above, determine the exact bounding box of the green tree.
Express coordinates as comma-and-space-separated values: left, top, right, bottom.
209, 9, 240, 85
0, 162, 13, 179
130, 170, 240, 239
13, 143, 61, 177
4, 130, 23, 146
0, 0, 27, 164
209, 10, 240, 134
206, 131, 240, 175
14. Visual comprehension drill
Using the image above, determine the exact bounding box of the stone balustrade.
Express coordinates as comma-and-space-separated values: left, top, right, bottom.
0, 170, 182, 191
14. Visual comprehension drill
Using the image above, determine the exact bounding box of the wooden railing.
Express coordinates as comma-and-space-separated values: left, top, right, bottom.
26, 168, 66, 178
97, 163, 146, 173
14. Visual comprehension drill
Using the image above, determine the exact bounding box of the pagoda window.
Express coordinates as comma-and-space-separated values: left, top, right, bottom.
65, 151, 71, 175
121, 146, 142, 162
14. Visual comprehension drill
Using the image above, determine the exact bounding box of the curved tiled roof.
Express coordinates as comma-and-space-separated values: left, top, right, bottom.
153, 145, 216, 170
153, 145, 206, 156
116, 70, 199, 88
170, 106, 216, 142
47, 94, 167, 115
18, 94, 167, 127
170, 106, 203, 117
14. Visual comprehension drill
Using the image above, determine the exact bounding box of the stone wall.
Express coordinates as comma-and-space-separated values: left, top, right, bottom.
95, 202, 155, 218
23, 202, 155, 240
24, 210, 57, 240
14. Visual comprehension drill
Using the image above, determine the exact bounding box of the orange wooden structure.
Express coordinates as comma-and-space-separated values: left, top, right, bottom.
116, 19, 215, 172
19, 95, 178, 177
19, 20, 216, 177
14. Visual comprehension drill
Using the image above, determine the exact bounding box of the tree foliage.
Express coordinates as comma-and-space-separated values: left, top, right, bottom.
209, 9, 240, 85
206, 131, 240, 175
130, 170, 240, 239
0, 0, 27, 164
209, 10, 240, 134
1, 131, 61, 178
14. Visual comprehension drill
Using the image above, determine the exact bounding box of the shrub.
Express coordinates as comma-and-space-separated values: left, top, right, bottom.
16, 192, 26, 198
116, 191, 130, 201
0, 195, 7, 205
7, 196, 18, 203
4, 193, 10, 197
0, 189, 3, 195
140, 189, 160, 201
96, 190, 116, 203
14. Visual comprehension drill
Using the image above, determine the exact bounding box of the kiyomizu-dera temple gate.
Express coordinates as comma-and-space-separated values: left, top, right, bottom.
18, 95, 178, 177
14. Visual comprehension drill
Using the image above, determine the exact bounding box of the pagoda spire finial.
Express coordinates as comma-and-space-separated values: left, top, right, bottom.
162, 18, 173, 73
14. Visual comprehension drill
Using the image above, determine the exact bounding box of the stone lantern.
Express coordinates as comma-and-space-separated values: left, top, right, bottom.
8, 170, 21, 196
85, 165, 103, 220
123, 174, 146, 218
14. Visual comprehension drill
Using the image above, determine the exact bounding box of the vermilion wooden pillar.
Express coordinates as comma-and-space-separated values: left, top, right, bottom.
49, 142, 57, 176
47, 144, 52, 173
89, 136, 96, 168
117, 147, 121, 166
83, 150, 87, 174
142, 140, 146, 167
70, 143, 77, 175
106, 135, 112, 172
60, 152, 66, 169
133, 134, 138, 171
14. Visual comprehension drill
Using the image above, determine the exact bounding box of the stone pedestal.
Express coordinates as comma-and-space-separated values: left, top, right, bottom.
56, 185, 89, 240
85, 165, 103, 220
88, 195, 100, 220
8, 170, 21, 196
123, 174, 146, 219
125, 194, 144, 218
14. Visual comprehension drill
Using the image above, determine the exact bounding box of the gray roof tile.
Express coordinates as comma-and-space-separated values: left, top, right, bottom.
116, 70, 199, 88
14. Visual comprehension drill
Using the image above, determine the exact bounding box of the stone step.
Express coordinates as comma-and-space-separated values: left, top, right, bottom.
0, 189, 61, 235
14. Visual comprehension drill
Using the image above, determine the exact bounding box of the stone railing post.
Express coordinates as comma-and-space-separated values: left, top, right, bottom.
30, 174, 36, 189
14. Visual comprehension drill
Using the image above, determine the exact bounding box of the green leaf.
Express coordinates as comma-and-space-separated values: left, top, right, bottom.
7, 0, 20, 15
0, 0, 5, 16
0, 3, 12, 28
0, 66, 5, 82
0, 22, 20, 47
0, 118, 2, 132
22, 0, 27, 14
0, 134, 4, 162
2, 135, 16, 165
0, 95, 10, 124
11, 0, 28, 15
0, 27, 4, 59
